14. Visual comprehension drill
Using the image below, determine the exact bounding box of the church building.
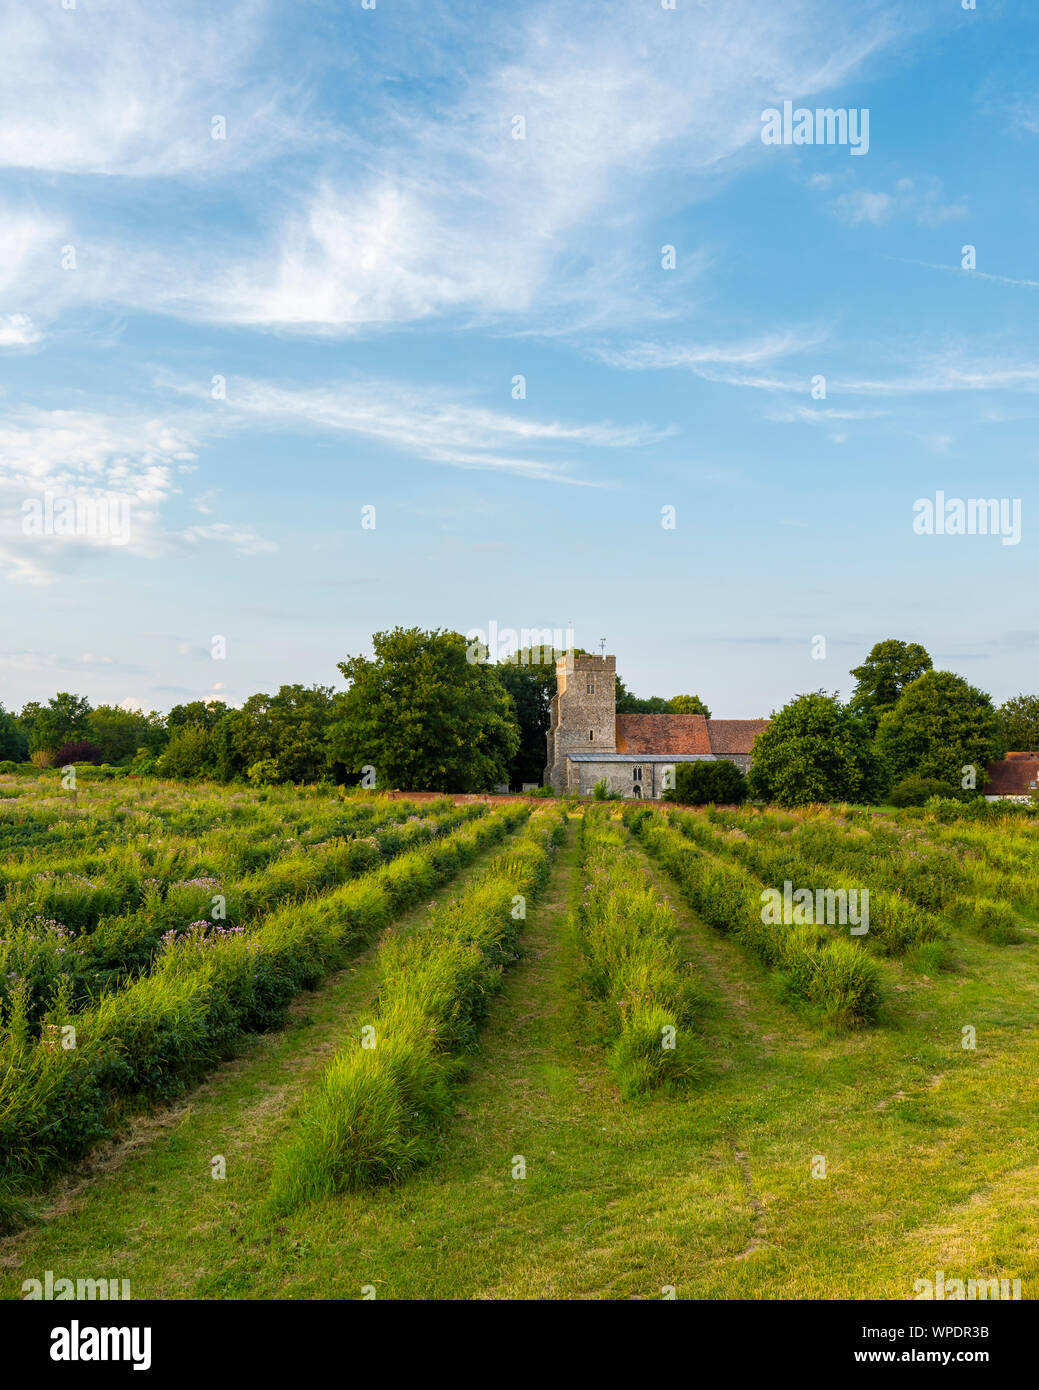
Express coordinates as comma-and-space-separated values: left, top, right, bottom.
544, 652, 769, 798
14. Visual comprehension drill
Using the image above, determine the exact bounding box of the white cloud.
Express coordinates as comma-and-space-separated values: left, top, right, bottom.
181, 523, 276, 557
0, 0, 303, 177
0, 409, 197, 582
77, 0, 901, 332
185, 375, 667, 483
832, 177, 966, 227
0, 313, 42, 348
595, 328, 827, 374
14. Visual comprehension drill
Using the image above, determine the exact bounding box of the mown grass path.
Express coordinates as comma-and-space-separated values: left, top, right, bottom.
3, 815, 1039, 1299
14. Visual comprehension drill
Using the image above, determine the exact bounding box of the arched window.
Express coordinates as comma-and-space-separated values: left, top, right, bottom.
633, 765, 643, 782
586, 675, 595, 694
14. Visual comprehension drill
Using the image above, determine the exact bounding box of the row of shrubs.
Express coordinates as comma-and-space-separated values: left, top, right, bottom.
0, 803, 488, 1028
267, 805, 568, 1209
696, 804, 1024, 946
624, 807, 883, 1027
0, 803, 532, 1213
2, 797, 479, 937
569, 807, 707, 1097
670, 809, 946, 956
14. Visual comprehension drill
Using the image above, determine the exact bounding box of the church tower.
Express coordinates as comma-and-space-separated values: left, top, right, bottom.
544, 652, 616, 791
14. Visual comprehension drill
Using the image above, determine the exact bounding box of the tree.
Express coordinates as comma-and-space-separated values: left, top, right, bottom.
88, 705, 165, 765
747, 691, 874, 806
495, 652, 556, 787
155, 726, 216, 779
166, 700, 229, 734
329, 627, 519, 792
228, 685, 335, 784
664, 759, 747, 805
874, 671, 1002, 792
668, 694, 712, 718
998, 694, 1039, 751
26, 693, 92, 754
0, 703, 28, 761
849, 640, 933, 732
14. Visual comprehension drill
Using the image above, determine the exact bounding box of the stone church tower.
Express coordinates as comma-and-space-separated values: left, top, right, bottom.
544, 652, 615, 792
544, 649, 769, 797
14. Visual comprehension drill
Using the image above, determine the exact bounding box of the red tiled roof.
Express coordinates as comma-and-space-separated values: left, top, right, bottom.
707, 719, 770, 756
985, 754, 1039, 795
615, 713, 711, 754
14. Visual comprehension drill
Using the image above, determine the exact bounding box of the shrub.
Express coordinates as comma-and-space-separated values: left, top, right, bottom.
53, 740, 102, 766
889, 774, 959, 807
592, 777, 621, 801
571, 808, 708, 1095
664, 760, 748, 806
268, 807, 565, 1206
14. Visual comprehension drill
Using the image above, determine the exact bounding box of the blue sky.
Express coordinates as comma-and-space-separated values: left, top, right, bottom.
1, 0, 1036, 719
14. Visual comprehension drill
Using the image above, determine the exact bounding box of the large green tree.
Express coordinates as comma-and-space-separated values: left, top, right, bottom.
166, 700, 229, 734
228, 684, 336, 784
88, 705, 166, 764
495, 651, 556, 787
998, 694, 1039, 751
747, 691, 874, 806
668, 694, 712, 717
0, 703, 28, 761
329, 627, 519, 792
24, 693, 93, 754
874, 671, 1003, 791
849, 640, 933, 732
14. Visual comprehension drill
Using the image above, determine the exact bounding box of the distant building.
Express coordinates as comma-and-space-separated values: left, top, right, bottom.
544, 652, 768, 797
984, 751, 1039, 803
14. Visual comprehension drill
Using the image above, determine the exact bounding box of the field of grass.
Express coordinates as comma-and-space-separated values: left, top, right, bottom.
2, 774, 1038, 1300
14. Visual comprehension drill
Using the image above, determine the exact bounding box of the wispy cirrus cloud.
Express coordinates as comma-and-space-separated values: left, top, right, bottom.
0, 0, 307, 177
833, 176, 967, 226
198, 375, 671, 484
17, 0, 904, 334
0, 409, 196, 582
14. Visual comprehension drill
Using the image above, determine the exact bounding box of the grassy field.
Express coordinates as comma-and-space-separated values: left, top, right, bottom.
1, 775, 1037, 1300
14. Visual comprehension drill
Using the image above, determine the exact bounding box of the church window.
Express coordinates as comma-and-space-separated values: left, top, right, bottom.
633, 765, 643, 782
589, 729, 594, 741
586, 675, 595, 694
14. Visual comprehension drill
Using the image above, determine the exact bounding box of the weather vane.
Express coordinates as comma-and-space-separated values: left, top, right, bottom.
599, 637, 607, 656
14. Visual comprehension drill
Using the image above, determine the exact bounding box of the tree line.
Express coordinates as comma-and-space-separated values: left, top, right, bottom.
0, 628, 710, 792
2, 631, 1035, 802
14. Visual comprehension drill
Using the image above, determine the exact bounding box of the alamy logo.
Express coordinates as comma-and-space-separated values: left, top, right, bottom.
466, 621, 575, 666
761, 881, 869, 935
21, 492, 132, 547
913, 1270, 1022, 1301
913, 492, 1021, 546
761, 101, 869, 155
23, 1272, 131, 1300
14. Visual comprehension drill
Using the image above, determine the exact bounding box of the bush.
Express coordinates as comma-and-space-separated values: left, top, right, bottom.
54, 741, 102, 766
592, 777, 621, 801
571, 807, 708, 1095
0, 760, 18, 775
268, 807, 565, 1206
889, 774, 960, 807
664, 760, 748, 806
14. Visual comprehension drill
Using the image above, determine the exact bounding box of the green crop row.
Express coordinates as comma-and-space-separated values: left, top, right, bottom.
625, 808, 883, 1027
0, 801, 485, 1027
267, 805, 567, 1207
665, 809, 945, 957
570, 807, 707, 1097
0, 803, 530, 1210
